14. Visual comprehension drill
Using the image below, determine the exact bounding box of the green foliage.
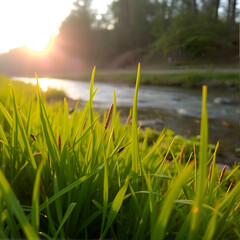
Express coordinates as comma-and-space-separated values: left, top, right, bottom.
0, 73, 239, 239
151, 14, 238, 59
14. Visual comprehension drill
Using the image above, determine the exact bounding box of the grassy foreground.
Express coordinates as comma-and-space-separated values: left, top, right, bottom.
0, 66, 239, 239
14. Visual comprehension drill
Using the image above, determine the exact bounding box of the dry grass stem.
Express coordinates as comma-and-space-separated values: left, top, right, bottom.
208, 161, 213, 180
58, 134, 61, 152
218, 165, 227, 184
179, 145, 185, 164
104, 103, 113, 130
30, 133, 37, 141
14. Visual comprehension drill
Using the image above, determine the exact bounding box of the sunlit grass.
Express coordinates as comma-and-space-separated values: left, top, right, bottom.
0, 69, 239, 239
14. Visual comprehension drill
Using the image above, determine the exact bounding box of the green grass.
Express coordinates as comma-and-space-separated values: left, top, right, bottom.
0, 69, 239, 239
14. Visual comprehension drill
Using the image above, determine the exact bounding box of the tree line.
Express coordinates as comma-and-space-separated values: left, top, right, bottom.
54, 0, 238, 67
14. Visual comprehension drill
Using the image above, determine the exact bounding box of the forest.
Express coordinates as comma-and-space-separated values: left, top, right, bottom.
55, 0, 238, 67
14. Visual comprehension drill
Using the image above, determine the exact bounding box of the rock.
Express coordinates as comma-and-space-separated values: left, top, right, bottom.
213, 97, 236, 105
221, 121, 233, 128
194, 119, 201, 124
138, 119, 164, 129
172, 97, 181, 102
177, 108, 187, 115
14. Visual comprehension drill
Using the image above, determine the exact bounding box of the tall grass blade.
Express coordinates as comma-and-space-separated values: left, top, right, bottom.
53, 203, 77, 239
190, 85, 208, 239
132, 63, 141, 174
89, 67, 96, 126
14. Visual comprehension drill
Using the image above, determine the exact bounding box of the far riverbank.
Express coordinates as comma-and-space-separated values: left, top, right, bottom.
47, 68, 238, 89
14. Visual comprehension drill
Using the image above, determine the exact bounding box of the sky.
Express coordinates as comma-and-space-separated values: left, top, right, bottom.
0, 0, 112, 54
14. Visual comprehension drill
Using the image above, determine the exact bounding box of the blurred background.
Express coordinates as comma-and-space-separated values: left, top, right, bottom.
0, 0, 238, 74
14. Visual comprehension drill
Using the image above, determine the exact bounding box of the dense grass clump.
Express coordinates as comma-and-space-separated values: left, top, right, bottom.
0, 66, 239, 239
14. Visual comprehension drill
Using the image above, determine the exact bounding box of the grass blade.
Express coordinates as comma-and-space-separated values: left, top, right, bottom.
190, 85, 208, 239
31, 159, 45, 233
132, 63, 141, 174
53, 203, 77, 239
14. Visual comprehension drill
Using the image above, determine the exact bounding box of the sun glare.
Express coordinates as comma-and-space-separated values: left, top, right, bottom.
24, 35, 53, 53
0, 0, 112, 54
0, 0, 73, 54
38, 78, 50, 92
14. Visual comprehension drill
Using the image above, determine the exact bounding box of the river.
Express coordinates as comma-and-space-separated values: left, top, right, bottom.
12, 76, 239, 165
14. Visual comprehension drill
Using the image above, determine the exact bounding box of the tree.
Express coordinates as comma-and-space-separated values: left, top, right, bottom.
111, 0, 153, 52
56, 0, 94, 62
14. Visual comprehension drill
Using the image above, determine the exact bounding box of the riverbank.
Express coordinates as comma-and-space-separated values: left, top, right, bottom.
48, 68, 239, 89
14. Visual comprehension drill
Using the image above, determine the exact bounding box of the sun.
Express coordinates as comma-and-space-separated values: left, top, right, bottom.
0, 0, 73, 54
24, 33, 54, 52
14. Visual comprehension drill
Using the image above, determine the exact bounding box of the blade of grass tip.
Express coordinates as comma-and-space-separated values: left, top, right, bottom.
112, 90, 117, 129
53, 203, 77, 239
10, 81, 37, 170
89, 66, 96, 127
0, 169, 38, 239
190, 85, 208, 240
100, 177, 129, 240
32, 159, 45, 233
152, 162, 194, 240
132, 63, 141, 175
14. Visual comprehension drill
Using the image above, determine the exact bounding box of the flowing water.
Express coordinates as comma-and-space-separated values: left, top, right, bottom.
12, 76, 239, 165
